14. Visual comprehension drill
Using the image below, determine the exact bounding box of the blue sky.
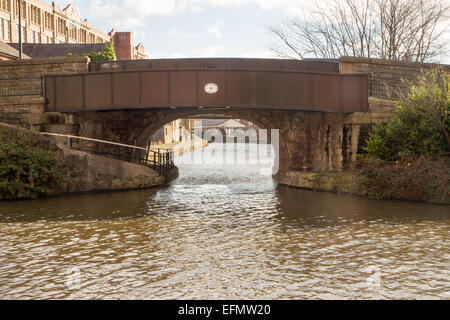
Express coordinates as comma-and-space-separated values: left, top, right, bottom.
51, 0, 309, 59
51, 0, 449, 62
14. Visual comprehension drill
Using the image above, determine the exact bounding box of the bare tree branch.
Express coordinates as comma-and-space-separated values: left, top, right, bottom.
267, 0, 449, 62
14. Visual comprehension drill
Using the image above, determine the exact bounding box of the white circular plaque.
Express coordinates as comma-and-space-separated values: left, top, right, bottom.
204, 83, 219, 94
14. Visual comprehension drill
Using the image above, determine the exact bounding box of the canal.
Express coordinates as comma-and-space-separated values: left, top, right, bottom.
0, 143, 448, 299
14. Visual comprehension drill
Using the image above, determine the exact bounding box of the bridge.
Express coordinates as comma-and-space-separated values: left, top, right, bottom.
44, 58, 368, 113
36, 58, 371, 174
3, 56, 441, 182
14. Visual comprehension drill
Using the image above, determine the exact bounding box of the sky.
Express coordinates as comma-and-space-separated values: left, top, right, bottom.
51, 0, 449, 62
50, 0, 311, 59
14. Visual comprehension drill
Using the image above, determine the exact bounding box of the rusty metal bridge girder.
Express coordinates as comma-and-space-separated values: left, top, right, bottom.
44, 58, 368, 113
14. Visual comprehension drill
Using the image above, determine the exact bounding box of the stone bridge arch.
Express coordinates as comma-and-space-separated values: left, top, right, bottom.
66, 108, 352, 175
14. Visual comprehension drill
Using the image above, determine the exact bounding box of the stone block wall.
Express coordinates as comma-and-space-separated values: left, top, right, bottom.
0, 56, 89, 78
0, 96, 45, 127
339, 56, 450, 79
0, 57, 90, 130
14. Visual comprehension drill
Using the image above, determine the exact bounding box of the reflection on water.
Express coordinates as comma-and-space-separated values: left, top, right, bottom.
0, 144, 448, 299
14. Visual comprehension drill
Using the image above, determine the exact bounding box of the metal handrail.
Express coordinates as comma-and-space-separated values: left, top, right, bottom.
369, 73, 413, 99
0, 76, 44, 97
39, 132, 175, 173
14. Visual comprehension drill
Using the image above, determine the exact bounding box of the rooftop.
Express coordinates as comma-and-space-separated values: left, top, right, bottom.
8, 43, 108, 59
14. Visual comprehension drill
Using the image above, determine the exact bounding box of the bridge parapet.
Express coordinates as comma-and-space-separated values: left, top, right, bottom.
88, 58, 339, 73
45, 66, 368, 113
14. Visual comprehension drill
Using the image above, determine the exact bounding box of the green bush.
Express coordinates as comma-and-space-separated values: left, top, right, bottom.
0, 129, 68, 200
67, 41, 116, 62
363, 68, 449, 160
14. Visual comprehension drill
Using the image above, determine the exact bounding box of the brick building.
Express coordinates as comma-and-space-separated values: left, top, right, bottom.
0, 1, 146, 60
109, 29, 147, 60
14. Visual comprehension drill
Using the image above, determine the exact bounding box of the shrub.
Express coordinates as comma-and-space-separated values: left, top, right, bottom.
358, 156, 449, 203
67, 41, 116, 62
0, 129, 68, 200
363, 67, 449, 160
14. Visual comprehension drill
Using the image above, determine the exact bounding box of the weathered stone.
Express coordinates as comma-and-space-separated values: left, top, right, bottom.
43, 112, 66, 125
27, 113, 44, 125
60, 148, 169, 193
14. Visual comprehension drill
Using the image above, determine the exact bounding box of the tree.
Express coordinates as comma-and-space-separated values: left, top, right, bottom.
363, 67, 449, 160
67, 41, 116, 61
88, 41, 116, 62
268, 0, 449, 62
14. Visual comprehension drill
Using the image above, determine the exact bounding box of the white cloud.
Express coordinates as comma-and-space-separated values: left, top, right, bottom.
192, 45, 225, 57
206, 21, 224, 40
85, 0, 308, 30
240, 50, 279, 58
167, 27, 198, 39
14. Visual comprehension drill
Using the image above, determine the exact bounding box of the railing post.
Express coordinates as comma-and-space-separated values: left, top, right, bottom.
40, 74, 45, 97
369, 72, 374, 97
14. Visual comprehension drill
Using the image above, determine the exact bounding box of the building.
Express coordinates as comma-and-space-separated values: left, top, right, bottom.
0, 1, 147, 60
192, 119, 258, 142
109, 29, 148, 60
7, 42, 106, 59
0, 1, 109, 45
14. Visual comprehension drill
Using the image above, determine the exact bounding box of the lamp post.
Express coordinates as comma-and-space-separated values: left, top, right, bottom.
18, 0, 23, 59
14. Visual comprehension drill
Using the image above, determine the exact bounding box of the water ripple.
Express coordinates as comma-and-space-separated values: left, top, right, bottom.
0, 144, 449, 299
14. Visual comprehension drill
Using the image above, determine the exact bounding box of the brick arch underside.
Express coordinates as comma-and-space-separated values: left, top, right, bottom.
67, 108, 349, 173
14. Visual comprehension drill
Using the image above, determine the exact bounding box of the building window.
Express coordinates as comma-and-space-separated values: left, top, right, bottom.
80, 29, 86, 43
68, 24, 77, 40
17, 25, 25, 41
58, 18, 66, 35
44, 12, 53, 30
5, 20, 10, 40
0, 18, 3, 39
1, 0, 11, 12
30, 5, 40, 25
14, 0, 26, 18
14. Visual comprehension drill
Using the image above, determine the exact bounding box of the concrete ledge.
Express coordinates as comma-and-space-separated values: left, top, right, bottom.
61, 147, 166, 193
274, 170, 357, 194
340, 56, 450, 68
0, 56, 90, 66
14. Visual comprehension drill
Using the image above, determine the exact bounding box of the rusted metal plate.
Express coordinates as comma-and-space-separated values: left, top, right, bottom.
45, 77, 56, 112
313, 75, 341, 111
85, 74, 112, 110
226, 71, 254, 106
169, 71, 197, 106
141, 71, 169, 106
341, 76, 366, 112
255, 72, 281, 106
45, 60, 368, 113
54, 76, 83, 112
280, 73, 313, 109
112, 72, 140, 109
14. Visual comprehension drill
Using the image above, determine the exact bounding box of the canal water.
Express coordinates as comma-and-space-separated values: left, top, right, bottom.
0, 143, 448, 299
